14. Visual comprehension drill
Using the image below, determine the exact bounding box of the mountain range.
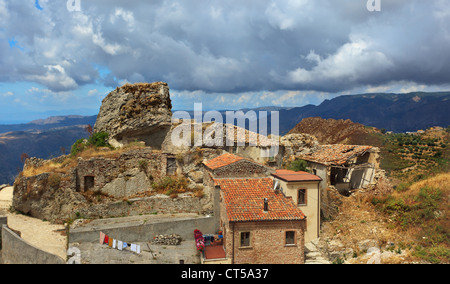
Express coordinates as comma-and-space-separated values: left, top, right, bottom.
275, 91, 450, 135
0, 91, 449, 185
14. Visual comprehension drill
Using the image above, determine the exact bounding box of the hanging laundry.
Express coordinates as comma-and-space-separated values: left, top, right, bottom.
130, 244, 141, 254
118, 241, 123, 251
99, 232, 106, 245
113, 239, 117, 249
108, 237, 113, 247
104, 235, 109, 244
123, 242, 128, 249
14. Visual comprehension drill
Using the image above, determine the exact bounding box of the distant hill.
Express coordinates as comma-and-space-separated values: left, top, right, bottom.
0, 116, 97, 185
179, 92, 450, 136
276, 92, 450, 135
287, 117, 381, 145
0, 115, 97, 133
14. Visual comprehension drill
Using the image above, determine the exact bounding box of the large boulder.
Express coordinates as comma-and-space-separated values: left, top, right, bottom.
94, 82, 173, 149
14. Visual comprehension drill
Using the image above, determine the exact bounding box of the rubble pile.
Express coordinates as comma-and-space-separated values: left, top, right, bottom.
152, 234, 182, 246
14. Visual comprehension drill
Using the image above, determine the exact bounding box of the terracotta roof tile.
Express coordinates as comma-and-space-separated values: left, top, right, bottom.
272, 170, 322, 182
203, 153, 244, 170
301, 144, 373, 166
215, 178, 306, 222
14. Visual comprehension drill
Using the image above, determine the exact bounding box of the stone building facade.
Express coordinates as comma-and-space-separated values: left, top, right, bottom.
215, 178, 306, 264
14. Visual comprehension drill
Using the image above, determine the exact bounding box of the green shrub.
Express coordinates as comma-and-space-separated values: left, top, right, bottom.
70, 132, 112, 157
88, 132, 110, 148
287, 159, 308, 172
71, 139, 88, 156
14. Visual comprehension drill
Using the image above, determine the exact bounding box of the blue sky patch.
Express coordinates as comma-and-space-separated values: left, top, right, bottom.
35, 0, 43, 11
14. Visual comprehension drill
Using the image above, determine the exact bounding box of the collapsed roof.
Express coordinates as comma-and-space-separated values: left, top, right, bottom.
300, 144, 376, 166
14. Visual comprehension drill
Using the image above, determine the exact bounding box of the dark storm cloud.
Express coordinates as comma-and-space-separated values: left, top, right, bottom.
0, 0, 449, 93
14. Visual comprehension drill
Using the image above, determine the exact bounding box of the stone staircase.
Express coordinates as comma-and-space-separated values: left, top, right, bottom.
305, 239, 331, 264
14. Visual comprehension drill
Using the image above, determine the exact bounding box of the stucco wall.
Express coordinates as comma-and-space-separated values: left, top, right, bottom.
69, 215, 217, 244
277, 180, 320, 243
1, 225, 65, 264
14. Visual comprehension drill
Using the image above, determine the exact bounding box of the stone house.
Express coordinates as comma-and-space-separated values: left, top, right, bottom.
300, 145, 380, 195
214, 178, 306, 264
271, 170, 322, 243
203, 152, 275, 188
202, 153, 306, 264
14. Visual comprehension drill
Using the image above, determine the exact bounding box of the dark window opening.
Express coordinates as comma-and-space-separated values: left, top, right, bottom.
84, 176, 95, 192
286, 231, 296, 245
298, 189, 307, 205
167, 158, 177, 176
240, 232, 251, 247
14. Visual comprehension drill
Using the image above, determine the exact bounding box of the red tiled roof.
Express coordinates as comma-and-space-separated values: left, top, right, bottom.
203, 153, 244, 170
301, 144, 374, 166
272, 170, 322, 182
215, 178, 306, 222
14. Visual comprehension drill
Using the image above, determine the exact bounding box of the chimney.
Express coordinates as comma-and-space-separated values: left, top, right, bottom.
264, 198, 269, 212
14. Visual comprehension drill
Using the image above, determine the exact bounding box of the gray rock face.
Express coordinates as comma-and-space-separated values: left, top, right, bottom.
94, 82, 173, 149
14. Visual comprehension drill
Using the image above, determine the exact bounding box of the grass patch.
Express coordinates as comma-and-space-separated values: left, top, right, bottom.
371, 173, 449, 263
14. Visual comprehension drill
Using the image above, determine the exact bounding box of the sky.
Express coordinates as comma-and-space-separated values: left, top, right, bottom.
0, 0, 450, 123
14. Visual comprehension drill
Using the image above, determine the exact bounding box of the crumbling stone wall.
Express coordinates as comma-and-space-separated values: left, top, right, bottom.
12, 149, 202, 222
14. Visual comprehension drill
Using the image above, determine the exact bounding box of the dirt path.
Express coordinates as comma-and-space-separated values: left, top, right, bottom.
0, 186, 67, 261
6, 213, 67, 260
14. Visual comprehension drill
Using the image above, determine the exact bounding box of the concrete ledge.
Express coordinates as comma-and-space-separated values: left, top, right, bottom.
1, 225, 66, 264
69, 215, 217, 244
0, 216, 6, 227
0, 216, 6, 250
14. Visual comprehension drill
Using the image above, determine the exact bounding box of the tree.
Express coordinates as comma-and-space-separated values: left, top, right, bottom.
85, 124, 94, 137
20, 153, 29, 163
287, 159, 308, 172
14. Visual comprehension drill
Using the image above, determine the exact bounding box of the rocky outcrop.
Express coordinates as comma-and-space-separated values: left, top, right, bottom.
94, 82, 173, 149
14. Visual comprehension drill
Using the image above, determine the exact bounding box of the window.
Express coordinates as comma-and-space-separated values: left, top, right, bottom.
240, 232, 251, 247
285, 231, 296, 245
167, 158, 177, 176
298, 189, 307, 205
84, 176, 95, 192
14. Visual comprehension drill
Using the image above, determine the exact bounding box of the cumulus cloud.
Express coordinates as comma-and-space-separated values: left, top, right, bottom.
286, 35, 394, 91
0, 0, 449, 96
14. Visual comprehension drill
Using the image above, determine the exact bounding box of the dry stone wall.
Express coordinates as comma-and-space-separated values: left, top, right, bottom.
13, 148, 209, 222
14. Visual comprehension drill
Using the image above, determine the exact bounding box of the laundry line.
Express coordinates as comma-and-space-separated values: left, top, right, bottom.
99, 232, 141, 254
